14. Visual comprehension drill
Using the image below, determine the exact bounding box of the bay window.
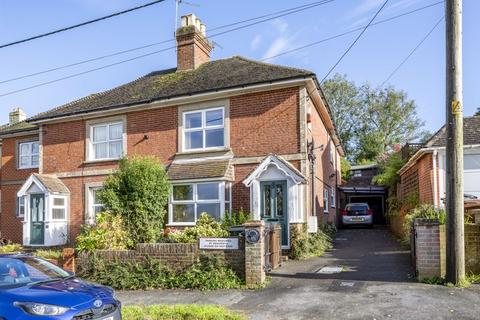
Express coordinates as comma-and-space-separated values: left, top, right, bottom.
170, 181, 232, 225
183, 107, 225, 151
18, 141, 39, 169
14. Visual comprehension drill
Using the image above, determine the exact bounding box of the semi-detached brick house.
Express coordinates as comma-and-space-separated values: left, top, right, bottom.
0, 14, 343, 249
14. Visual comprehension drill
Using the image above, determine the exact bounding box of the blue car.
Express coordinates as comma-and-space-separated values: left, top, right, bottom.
0, 254, 121, 320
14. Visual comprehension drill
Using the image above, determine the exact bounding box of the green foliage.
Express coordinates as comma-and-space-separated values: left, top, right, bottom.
98, 156, 171, 244
340, 157, 351, 181
78, 255, 243, 291
290, 224, 334, 260
164, 213, 229, 243
122, 304, 246, 320
373, 152, 405, 192
34, 249, 62, 260
75, 212, 133, 252
0, 244, 22, 253
403, 204, 446, 244
323, 74, 426, 162
421, 276, 445, 285
222, 208, 252, 229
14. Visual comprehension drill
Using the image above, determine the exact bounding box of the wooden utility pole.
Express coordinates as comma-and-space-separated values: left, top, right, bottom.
445, 0, 465, 284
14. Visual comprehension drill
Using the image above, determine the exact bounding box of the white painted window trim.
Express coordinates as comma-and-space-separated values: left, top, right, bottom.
51, 196, 67, 221
182, 107, 225, 152
85, 116, 127, 162
323, 188, 329, 213
331, 187, 336, 208
169, 181, 227, 226
18, 141, 39, 169
17, 196, 25, 218
84, 182, 104, 224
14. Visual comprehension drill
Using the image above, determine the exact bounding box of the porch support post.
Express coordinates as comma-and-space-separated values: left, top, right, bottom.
244, 220, 265, 288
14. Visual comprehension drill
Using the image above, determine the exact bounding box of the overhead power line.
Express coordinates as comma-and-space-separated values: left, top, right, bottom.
0, 0, 442, 98
381, 16, 444, 87
321, 0, 390, 83
0, 0, 167, 49
262, 1, 444, 61
0, 0, 334, 85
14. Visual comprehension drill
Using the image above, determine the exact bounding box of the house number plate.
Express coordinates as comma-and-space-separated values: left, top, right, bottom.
199, 237, 239, 250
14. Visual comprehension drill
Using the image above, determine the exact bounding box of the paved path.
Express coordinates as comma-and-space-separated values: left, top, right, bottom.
118, 228, 480, 319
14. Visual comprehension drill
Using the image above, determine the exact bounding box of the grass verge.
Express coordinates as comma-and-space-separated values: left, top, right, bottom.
122, 304, 246, 320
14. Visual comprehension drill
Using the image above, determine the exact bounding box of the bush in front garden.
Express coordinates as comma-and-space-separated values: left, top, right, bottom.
162, 213, 229, 243
98, 156, 171, 245
77, 255, 243, 290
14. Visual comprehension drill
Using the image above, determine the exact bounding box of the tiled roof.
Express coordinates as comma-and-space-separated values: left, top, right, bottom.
425, 116, 480, 147
167, 159, 234, 181
33, 174, 70, 194
0, 121, 38, 136
28, 56, 314, 122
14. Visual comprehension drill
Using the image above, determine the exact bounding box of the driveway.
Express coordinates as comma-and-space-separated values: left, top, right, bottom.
118, 227, 480, 319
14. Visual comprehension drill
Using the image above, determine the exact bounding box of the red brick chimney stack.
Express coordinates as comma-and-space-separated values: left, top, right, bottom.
176, 14, 213, 71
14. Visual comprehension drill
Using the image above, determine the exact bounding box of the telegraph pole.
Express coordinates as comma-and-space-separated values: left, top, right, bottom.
445, 0, 465, 284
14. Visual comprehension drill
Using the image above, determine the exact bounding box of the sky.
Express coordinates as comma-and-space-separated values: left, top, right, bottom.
0, 0, 479, 134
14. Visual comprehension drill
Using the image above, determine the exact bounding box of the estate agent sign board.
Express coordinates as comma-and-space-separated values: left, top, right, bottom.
199, 237, 239, 250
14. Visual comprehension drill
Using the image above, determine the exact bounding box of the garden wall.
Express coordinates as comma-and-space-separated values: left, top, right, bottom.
413, 219, 480, 279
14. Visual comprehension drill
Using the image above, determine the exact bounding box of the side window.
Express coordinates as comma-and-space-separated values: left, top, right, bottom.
52, 197, 66, 220
17, 196, 25, 218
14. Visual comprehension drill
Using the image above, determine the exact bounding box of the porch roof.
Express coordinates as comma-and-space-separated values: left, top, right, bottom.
167, 159, 234, 181
18, 174, 70, 196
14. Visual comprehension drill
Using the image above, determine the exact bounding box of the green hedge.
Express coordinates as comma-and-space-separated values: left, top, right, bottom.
122, 305, 246, 320
290, 224, 334, 260
78, 256, 243, 290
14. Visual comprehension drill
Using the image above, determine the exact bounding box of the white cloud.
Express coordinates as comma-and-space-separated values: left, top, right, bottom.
346, 0, 420, 28
262, 36, 290, 60
271, 18, 289, 33
250, 34, 262, 51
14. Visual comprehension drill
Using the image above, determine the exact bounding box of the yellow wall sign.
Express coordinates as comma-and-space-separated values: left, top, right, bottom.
452, 100, 462, 115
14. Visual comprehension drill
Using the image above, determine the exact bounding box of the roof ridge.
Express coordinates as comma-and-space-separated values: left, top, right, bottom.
234, 55, 314, 75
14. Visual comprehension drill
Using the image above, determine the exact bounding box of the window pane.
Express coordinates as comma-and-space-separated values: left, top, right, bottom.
94, 142, 108, 159
109, 141, 123, 158
20, 143, 29, 156
53, 198, 65, 206
52, 208, 65, 220
263, 185, 271, 217
205, 109, 223, 127
109, 123, 123, 140
20, 156, 30, 167
185, 131, 203, 149
205, 128, 224, 148
197, 203, 221, 221
185, 112, 202, 129
31, 155, 39, 166
94, 205, 105, 214
225, 183, 231, 202
93, 125, 107, 142
173, 204, 195, 222
197, 183, 219, 200
92, 189, 102, 205
173, 185, 193, 201
31, 142, 39, 155
464, 154, 480, 170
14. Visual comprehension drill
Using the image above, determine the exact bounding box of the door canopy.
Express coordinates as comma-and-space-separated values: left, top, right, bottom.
242, 154, 306, 187
18, 173, 70, 197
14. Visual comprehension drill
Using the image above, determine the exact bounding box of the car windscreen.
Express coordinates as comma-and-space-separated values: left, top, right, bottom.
0, 257, 69, 289
346, 205, 368, 214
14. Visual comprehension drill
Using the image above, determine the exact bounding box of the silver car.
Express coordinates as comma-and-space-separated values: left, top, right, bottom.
341, 203, 373, 227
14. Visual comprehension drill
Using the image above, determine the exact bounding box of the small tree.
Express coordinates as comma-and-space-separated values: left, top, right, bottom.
98, 156, 170, 244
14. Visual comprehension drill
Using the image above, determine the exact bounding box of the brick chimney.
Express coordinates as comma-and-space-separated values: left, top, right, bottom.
176, 14, 213, 71
9, 107, 26, 124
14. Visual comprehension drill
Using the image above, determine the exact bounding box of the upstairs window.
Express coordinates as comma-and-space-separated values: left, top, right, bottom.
89, 122, 124, 160
18, 141, 39, 169
183, 107, 224, 151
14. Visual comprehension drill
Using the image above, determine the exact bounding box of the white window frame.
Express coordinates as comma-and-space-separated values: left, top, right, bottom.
353, 170, 362, 177
329, 141, 334, 164
88, 120, 125, 161
331, 187, 336, 208
18, 141, 39, 169
323, 188, 329, 213
182, 107, 225, 152
17, 196, 25, 218
51, 196, 67, 221
169, 181, 229, 226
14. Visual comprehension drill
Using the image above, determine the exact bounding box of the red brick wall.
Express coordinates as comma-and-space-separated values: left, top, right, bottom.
1, 135, 39, 181
1, 185, 23, 243
230, 87, 300, 157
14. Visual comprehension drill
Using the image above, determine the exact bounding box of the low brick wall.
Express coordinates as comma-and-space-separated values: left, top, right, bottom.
77, 239, 246, 277
413, 219, 480, 279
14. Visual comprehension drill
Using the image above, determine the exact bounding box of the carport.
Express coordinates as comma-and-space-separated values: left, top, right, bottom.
339, 186, 387, 225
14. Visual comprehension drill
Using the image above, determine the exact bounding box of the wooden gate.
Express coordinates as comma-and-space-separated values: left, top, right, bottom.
264, 223, 282, 272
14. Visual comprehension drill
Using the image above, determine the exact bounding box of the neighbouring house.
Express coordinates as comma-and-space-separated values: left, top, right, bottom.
339, 163, 387, 225
394, 115, 480, 235
0, 14, 343, 249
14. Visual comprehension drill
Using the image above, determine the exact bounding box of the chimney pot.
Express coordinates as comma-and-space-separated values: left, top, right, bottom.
9, 107, 27, 125
200, 23, 206, 36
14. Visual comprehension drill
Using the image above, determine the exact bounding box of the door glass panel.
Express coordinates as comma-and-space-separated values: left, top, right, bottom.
263, 184, 271, 217
276, 184, 284, 216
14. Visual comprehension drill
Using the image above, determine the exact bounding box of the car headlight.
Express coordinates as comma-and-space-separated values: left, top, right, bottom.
14, 302, 69, 316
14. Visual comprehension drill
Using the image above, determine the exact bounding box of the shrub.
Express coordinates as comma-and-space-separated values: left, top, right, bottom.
34, 249, 62, 260
78, 255, 243, 291
222, 208, 252, 229
122, 305, 246, 320
75, 212, 133, 252
290, 224, 333, 260
98, 156, 170, 245
0, 244, 22, 253
165, 214, 229, 243
403, 204, 446, 243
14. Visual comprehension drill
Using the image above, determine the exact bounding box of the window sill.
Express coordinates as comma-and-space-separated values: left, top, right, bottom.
176, 147, 231, 156
166, 223, 196, 227
83, 158, 121, 165
17, 166, 39, 170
